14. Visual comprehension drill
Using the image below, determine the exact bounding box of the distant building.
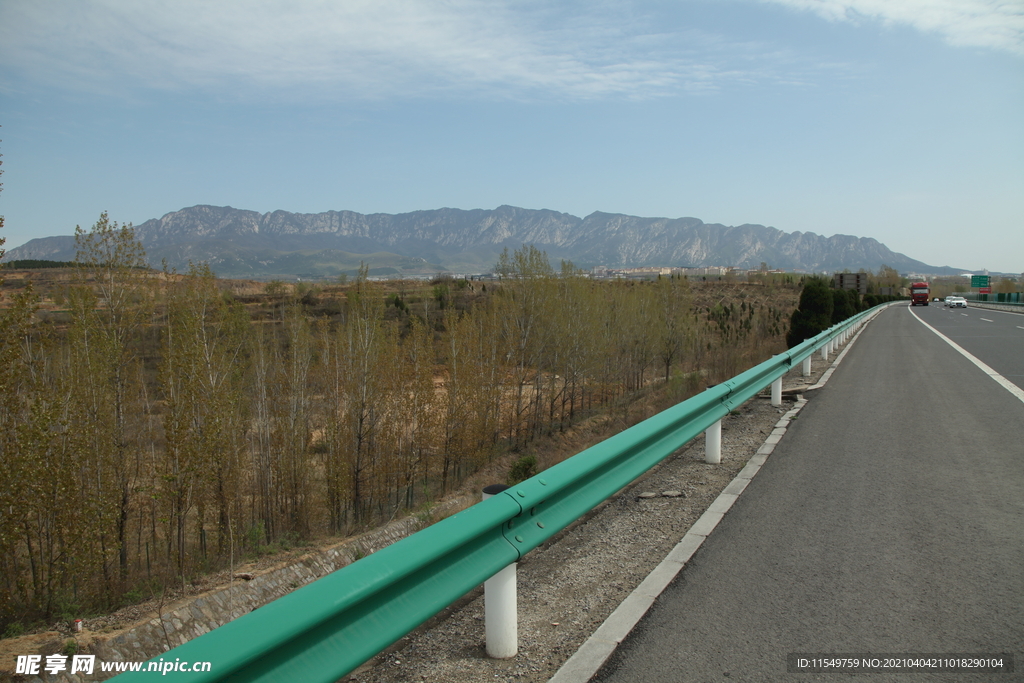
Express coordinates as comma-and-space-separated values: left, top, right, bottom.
831, 272, 864, 294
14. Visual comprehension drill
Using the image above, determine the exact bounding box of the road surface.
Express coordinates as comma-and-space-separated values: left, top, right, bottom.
593, 304, 1024, 682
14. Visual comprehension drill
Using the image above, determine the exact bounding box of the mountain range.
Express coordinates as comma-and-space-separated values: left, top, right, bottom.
3, 205, 968, 279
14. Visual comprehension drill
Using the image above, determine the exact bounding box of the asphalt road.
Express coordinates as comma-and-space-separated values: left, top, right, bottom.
592, 304, 1024, 682
910, 302, 1024, 391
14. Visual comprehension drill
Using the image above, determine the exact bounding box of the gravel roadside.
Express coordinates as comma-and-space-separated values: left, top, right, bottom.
346, 358, 837, 683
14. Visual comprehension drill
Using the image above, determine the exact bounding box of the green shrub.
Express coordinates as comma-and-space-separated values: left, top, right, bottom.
507, 454, 538, 485
2, 622, 25, 639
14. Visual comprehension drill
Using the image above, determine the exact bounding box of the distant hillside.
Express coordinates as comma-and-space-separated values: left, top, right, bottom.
4, 205, 969, 278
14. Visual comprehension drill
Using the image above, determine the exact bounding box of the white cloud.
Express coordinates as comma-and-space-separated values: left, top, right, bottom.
0, 0, 825, 101
759, 0, 1024, 55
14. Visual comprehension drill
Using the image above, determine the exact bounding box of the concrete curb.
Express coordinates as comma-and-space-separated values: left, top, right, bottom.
547, 314, 879, 683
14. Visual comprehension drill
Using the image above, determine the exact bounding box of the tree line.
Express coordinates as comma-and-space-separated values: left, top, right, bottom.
785, 275, 905, 348
0, 216, 795, 631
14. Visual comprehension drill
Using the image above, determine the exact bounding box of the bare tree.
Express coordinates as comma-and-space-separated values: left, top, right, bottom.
160, 264, 247, 573
69, 213, 152, 591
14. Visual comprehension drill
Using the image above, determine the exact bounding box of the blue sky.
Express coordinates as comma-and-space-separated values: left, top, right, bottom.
1, 0, 1021, 273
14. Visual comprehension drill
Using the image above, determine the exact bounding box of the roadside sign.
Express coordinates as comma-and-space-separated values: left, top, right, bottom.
980, 287, 992, 294
971, 275, 990, 288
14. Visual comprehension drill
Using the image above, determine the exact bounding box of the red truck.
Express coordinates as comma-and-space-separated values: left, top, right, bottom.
910, 281, 930, 306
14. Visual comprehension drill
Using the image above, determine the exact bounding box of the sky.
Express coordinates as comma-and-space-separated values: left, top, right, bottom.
0, 0, 1022, 274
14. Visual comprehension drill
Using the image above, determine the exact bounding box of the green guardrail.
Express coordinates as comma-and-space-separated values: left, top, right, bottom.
113, 304, 888, 682
963, 292, 1024, 308
971, 301, 1024, 309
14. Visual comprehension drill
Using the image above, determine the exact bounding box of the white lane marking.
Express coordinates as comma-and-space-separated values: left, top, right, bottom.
961, 313, 968, 316
1018, 326, 1024, 330
909, 308, 1024, 405
981, 318, 994, 322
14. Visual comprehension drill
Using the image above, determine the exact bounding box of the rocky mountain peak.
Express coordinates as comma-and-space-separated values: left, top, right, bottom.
3, 204, 965, 278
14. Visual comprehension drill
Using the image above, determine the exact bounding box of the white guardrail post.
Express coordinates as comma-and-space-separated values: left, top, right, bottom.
705, 418, 722, 464
482, 484, 518, 659
771, 377, 783, 406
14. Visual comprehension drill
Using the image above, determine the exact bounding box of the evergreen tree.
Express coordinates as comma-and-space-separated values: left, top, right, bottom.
831, 287, 855, 324
846, 287, 862, 313
787, 277, 834, 348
